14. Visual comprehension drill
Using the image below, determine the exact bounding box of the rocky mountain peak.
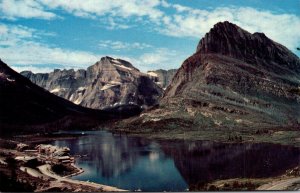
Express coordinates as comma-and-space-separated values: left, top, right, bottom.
196, 21, 251, 55
196, 21, 300, 73
98, 56, 139, 71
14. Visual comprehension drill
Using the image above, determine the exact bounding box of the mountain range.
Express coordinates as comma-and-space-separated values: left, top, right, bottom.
2, 21, 300, 135
21, 56, 163, 110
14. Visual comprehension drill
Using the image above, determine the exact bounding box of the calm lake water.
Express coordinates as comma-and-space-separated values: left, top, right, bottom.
52, 130, 300, 191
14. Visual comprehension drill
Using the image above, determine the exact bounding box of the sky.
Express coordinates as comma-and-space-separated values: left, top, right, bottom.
0, 0, 299, 73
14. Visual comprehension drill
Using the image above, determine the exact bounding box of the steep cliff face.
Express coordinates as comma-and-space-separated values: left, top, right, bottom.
123, 21, 300, 130
21, 56, 163, 110
147, 69, 177, 89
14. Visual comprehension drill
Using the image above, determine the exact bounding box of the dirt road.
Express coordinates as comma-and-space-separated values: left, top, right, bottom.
20, 166, 47, 178
257, 177, 300, 190
38, 164, 126, 191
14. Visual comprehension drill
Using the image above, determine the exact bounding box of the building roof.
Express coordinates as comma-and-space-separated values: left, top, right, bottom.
15, 156, 37, 162
54, 156, 70, 160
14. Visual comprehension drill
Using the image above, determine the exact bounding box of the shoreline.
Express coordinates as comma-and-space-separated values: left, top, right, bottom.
63, 163, 84, 178
257, 176, 300, 190
18, 157, 125, 192
13, 127, 300, 148
188, 166, 300, 191
0, 139, 126, 192
37, 164, 126, 191
9, 126, 300, 148
107, 126, 300, 147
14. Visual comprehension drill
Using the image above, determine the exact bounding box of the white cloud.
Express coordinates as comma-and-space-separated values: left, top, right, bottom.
0, 0, 164, 29
135, 48, 186, 71
160, 0, 171, 8
0, 0, 56, 20
0, 23, 99, 71
1, 41, 99, 67
105, 17, 130, 30
11, 65, 56, 73
0, 23, 179, 73
0, 23, 39, 46
158, 5, 300, 51
99, 40, 152, 50
234, 7, 300, 51
37, 0, 163, 21
139, 48, 175, 65
2, 0, 298, 52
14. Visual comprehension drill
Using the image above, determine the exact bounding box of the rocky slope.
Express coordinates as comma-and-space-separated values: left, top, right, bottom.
0, 59, 142, 135
147, 69, 177, 89
120, 21, 300, 130
21, 56, 162, 110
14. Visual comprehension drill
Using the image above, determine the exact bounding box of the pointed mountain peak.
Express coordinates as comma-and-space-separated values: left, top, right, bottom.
196, 21, 251, 54
213, 21, 242, 30
196, 21, 300, 72
210, 21, 251, 36
100, 56, 114, 61
98, 56, 139, 71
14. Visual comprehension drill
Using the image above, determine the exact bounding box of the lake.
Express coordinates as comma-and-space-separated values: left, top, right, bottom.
52, 130, 300, 191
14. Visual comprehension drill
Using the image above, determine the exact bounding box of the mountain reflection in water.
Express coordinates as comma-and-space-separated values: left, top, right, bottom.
52, 131, 300, 191
160, 140, 300, 186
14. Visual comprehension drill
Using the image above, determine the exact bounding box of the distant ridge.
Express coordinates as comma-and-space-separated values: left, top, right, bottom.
21, 56, 163, 110
147, 69, 177, 89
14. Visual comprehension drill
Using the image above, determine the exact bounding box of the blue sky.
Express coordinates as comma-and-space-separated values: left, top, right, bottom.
0, 0, 299, 73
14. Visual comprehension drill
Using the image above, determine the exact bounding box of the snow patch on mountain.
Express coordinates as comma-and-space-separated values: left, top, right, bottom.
113, 63, 133, 71
147, 72, 158, 77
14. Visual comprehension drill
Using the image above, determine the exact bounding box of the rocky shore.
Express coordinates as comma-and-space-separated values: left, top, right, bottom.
0, 138, 125, 192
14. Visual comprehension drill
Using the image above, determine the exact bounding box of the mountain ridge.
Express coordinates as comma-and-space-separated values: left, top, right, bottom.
21, 56, 163, 110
